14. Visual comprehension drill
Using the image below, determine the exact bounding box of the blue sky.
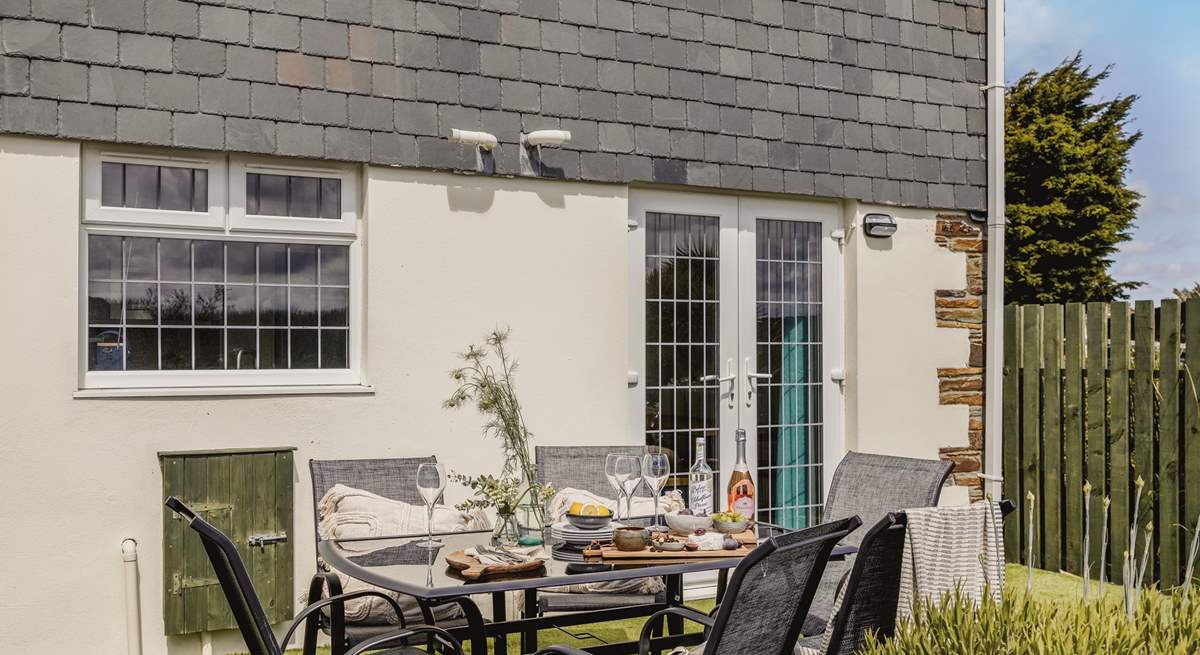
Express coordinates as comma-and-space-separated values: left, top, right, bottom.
1005, 0, 1200, 299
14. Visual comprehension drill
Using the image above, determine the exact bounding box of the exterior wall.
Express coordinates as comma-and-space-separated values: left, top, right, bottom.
0, 0, 986, 207
0, 134, 632, 654
841, 202, 977, 505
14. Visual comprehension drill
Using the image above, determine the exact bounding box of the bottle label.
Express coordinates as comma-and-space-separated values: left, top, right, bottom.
689, 482, 713, 516
732, 496, 755, 520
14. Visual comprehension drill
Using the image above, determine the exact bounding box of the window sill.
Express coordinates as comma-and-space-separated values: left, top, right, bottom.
73, 384, 375, 399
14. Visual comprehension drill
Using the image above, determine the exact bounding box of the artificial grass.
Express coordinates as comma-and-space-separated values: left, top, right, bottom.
284, 567, 1120, 655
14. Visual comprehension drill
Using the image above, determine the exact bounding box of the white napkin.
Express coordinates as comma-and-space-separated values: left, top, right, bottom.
465, 544, 550, 566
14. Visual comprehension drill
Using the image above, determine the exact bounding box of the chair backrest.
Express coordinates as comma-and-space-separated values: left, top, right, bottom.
534, 445, 669, 499
822, 451, 952, 548
820, 513, 907, 655
309, 456, 437, 554
705, 516, 861, 655
165, 497, 282, 655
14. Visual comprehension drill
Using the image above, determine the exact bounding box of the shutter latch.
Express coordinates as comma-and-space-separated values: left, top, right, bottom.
248, 532, 289, 548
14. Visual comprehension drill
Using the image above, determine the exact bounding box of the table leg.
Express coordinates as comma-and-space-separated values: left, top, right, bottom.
521, 589, 538, 653
492, 591, 508, 655
716, 569, 728, 602
665, 575, 684, 635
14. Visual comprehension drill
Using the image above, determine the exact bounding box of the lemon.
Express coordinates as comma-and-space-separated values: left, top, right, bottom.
569, 501, 585, 515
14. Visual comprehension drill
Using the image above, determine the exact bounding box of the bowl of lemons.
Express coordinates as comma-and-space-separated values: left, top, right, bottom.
565, 502, 613, 530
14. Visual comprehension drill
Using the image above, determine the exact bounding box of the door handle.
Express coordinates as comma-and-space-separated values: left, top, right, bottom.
700, 358, 736, 409
744, 357, 771, 407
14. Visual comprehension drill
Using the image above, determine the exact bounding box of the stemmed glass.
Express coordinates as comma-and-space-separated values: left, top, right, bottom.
617, 456, 642, 520
605, 454, 626, 519
642, 452, 671, 528
415, 462, 447, 549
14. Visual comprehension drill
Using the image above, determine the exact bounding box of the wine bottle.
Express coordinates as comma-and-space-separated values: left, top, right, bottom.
688, 437, 714, 516
727, 429, 756, 521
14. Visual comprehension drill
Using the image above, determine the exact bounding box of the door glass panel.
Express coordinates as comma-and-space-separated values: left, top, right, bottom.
645, 212, 720, 490
755, 219, 823, 529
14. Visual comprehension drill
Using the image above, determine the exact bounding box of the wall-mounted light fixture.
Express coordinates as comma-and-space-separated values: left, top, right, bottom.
520, 129, 572, 176
862, 213, 897, 238
447, 129, 497, 173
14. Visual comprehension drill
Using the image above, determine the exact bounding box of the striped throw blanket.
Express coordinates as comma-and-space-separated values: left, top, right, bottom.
896, 500, 1005, 621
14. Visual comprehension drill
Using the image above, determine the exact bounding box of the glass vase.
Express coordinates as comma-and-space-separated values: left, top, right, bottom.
492, 511, 521, 546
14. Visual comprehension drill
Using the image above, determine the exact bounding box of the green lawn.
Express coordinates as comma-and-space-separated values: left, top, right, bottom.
285, 565, 1121, 655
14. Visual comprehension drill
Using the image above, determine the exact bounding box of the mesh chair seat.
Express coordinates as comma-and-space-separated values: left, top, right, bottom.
538, 590, 664, 613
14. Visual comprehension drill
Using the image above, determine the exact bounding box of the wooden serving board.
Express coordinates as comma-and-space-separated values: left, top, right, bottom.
583, 544, 753, 559
445, 550, 546, 580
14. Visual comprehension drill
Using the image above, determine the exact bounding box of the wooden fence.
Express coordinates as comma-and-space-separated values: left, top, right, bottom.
1003, 299, 1200, 586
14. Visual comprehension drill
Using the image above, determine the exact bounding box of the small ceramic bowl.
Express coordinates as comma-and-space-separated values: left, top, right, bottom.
665, 512, 714, 536
613, 526, 648, 551
712, 518, 749, 535
566, 513, 612, 530
656, 540, 686, 552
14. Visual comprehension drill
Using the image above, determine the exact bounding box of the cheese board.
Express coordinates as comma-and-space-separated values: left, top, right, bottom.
445, 550, 546, 580
582, 544, 754, 559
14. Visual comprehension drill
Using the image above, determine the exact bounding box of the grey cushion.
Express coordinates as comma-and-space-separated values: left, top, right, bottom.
309, 457, 438, 553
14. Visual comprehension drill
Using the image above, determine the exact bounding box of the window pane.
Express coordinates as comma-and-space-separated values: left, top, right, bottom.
126, 328, 158, 370
89, 235, 124, 280
259, 243, 287, 284
290, 244, 317, 285
88, 282, 122, 324
320, 178, 341, 219
159, 167, 194, 211
289, 176, 319, 218
256, 174, 288, 216
88, 327, 124, 371
101, 162, 124, 207
291, 287, 317, 326
160, 239, 191, 281
259, 329, 288, 368
321, 330, 348, 369
246, 173, 259, 215
227, 242, 256, 283
124, 164, 158, 209
192, 169, 208, 212
320, 246, 349, 285
195, 285, 223, 325
126, 237, 157, 280
291, 329, 318, 369
194, 241, 223, 282
226, 286, 256, 325
161, 328, 192, 370
125, 283, 158, 324
258, 286, 286, 326
320, 287, 348, 327
228, 329, 257, 369
195, 328, 223, 369
161, 284, 191, 325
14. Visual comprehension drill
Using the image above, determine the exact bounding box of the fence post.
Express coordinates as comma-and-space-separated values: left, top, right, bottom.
1063, 303, 1085, 576
1160, 300, 1182, 587
1184, 299, 1200, 587
1003, 305, 1022, 562
1109, 301, 1130, 584
1085, 302, 1109, 582
1132, 300, 1155, 582
1021, 305, 1043, 567
1042, 304, 1063, 572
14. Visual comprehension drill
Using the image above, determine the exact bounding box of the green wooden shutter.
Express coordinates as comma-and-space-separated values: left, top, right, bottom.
160, 447, 295, 636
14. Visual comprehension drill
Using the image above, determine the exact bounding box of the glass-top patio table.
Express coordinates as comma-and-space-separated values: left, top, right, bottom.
319, 518, 830, 655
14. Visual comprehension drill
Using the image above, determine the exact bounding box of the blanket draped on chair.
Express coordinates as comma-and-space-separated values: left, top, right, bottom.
896, 500, 1005, 621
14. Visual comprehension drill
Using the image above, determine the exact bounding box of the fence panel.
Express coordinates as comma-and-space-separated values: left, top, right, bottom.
1003, 298, 1196, 585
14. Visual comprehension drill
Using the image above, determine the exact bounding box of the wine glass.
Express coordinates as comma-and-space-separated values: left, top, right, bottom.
617, 456, 642, 520
605, 453, 626, 518
415, 462, 447, 549
642, 452, 671, 528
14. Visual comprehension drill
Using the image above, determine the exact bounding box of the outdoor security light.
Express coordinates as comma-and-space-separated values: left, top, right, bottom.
447, 129, 498, 151
862, 213, 897, 238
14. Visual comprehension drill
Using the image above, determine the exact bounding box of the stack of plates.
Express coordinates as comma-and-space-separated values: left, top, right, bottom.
551, 543, 587, 562
550, 521, 621, 560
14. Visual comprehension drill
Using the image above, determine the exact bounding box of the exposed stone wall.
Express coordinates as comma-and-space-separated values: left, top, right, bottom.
0, 0, 989, 208
933, 214, 984, 498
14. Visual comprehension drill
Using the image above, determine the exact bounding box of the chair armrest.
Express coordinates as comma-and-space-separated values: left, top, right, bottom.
282, 589, 406, 651
345, 625, 464, 655
638, 606, 715, 654
534, 647, 593, 655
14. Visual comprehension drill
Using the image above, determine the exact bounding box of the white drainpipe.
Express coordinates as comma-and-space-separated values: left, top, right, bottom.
121, 539, 143, 655
982, 0, 1006, 497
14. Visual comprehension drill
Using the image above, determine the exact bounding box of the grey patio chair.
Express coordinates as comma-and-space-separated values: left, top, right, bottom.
166, 496, 463, 655
801, 451, 953, 637
308, 457, 477, 655
533, 516, 862, 655
534, 445, 668, 615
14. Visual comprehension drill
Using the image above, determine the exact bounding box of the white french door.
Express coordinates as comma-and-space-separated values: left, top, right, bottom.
628, 191, 842, 528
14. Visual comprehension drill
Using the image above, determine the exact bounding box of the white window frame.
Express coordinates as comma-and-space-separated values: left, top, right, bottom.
78, 148, 366, 393
83, 145, 227, 230
229, 155, 359, 236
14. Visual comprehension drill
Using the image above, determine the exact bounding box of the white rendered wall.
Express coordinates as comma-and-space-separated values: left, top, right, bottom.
0, 136, 632, 654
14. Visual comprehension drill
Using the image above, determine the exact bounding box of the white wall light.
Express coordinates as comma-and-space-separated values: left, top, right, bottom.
862, 213, 897, 238
520, 130, 572, 176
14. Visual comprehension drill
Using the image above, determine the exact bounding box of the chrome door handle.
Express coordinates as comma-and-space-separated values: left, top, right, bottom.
744, 358, 771, 407
701, 359, 736, 409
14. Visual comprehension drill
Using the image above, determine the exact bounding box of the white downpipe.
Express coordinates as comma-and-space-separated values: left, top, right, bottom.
121, 539, 143, 655
983, 0, 1006, 497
